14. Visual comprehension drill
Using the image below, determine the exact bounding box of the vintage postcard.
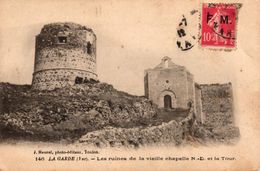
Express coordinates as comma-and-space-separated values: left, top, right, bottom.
0, 0, 259, 171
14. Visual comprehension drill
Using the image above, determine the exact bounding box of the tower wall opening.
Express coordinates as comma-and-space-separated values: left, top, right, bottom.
31, 22, 98, 90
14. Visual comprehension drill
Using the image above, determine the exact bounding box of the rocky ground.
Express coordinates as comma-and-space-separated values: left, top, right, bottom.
0, 82, 240, 147
0, 82, 159, 142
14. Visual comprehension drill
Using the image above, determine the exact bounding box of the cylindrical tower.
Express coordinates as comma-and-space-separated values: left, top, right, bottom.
32, 22, 97, 90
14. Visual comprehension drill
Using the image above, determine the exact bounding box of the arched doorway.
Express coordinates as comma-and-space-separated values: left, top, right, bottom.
158, 90, 177, 108
164, 95, 172, 108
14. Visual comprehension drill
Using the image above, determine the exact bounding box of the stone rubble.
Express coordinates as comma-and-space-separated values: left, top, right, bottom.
0, 82, 240, 146
77, 120, 184, 148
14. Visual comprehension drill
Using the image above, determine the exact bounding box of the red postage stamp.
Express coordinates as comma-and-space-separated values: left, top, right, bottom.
201, 3, 238, 48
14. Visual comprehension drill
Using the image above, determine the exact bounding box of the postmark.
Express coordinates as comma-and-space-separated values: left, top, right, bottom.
176, 10, 198, 51
200, 3, 241, 49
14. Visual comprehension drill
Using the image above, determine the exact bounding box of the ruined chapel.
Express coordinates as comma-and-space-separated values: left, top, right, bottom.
144, 56, 200, 109
144, 56, 234, 124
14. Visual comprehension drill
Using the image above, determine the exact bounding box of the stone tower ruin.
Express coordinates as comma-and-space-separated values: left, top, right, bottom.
32, 22, 97, 90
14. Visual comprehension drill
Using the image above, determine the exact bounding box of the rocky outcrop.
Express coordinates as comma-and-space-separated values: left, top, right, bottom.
0, 82, 158, 141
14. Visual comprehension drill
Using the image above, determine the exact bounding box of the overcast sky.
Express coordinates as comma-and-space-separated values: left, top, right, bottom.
0, 0, 259, 96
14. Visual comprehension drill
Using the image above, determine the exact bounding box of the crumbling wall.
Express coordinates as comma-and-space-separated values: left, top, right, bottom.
32, 69, 96, 90
77, 120, 184, 148
0, 85, 4, 114
195, 84, 203, 123
186, 71, 195, 103
32, 22, 97, 90
200, 83, 234, 127
144, 73, 149, 97
34, 47, 96, 72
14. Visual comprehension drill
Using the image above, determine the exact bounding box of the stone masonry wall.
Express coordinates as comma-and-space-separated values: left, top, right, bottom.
32, 69, 97, 90
77, 120, 184, 148
187, 72, 195, 103
34, 47, 96, 72
32, 22, 97, 90
200, 83, 234, 127
146, 67, 189, 109
195, 84, 203, 123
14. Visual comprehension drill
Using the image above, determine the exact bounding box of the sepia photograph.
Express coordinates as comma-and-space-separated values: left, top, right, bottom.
0, 0, 259, 170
